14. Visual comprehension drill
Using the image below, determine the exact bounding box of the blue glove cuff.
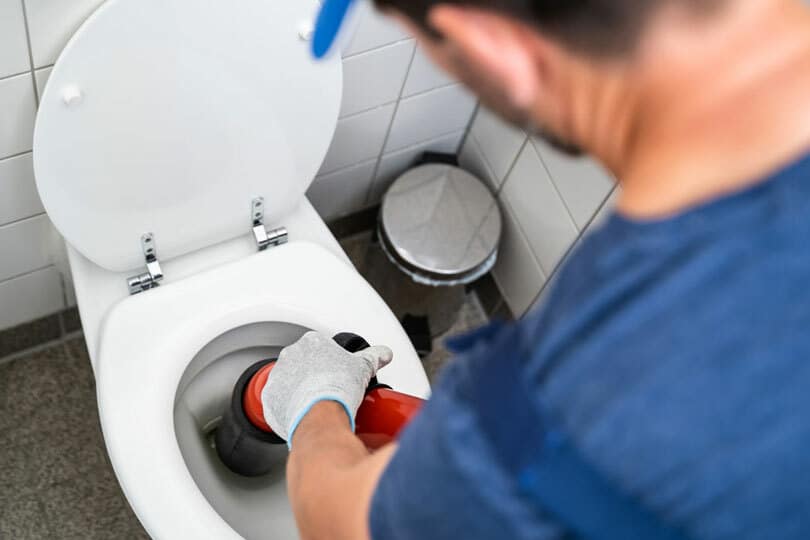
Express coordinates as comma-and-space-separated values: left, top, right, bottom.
287, 396, 355, 450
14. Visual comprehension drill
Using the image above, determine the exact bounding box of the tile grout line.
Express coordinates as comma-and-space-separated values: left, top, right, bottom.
456, 102, 481, 157
363, 42, 419, 206
318, 127, 467, 180
57, 275, 69, 335
0, 329, 84, 367
341, 37, 415, 61
0, 149, 33, 163
19, 0, 40, 104
455, 130, 563, 317
527, 140, 582, 233
342, 36, 415, 60
494, 136, 530, 198
0, 69, 32, 83
0, 263, 55, 287
525, 185, 618, 315
383, 126, 468, 157
338, 81, 462, 121
483, 136, 557, 312
463, 133, 499, 190
0, 211, 47, 231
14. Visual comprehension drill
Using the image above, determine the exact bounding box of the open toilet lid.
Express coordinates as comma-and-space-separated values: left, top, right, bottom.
33, 0, 342, 273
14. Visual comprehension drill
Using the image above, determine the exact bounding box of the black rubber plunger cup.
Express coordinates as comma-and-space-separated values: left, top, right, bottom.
215, 333, 371, 477
214, 359, 285, 477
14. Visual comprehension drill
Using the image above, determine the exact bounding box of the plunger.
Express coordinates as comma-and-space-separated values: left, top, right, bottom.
215, 333, 424, 477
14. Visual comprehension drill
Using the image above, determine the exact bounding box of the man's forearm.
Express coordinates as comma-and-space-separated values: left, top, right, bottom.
288, 401, 396, 540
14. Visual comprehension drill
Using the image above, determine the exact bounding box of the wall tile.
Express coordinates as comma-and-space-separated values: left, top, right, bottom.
343, 1, 411, 57
24, 0, 106, 67
532, 136, 615, 231
48, 234, 76, 307
0, 215, 55, 281
320, 104, 396, 174
530, 186, 621, 314
0, 73, 36, 158
385, 84, 476, 153
0, 153, 44, 224
368, 130, 464, 204
308, 160, 377, 221
501, 144, 579, 276
492, 199, 547, 318
402, 46, 455, 97
458, 135, 499, 192
35, 66, 53, 98
471, 107, 527, 185
591, 186, 621, 230
340, 40, 414, 117
0, 0, 30, 78
0, 266, 64, 330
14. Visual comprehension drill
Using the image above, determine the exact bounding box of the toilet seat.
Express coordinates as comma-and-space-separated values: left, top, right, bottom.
96, 242, 431, 539
33, 0, 342, 272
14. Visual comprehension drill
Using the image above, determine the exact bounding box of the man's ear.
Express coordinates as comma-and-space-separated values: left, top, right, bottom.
427, 5, 549, 109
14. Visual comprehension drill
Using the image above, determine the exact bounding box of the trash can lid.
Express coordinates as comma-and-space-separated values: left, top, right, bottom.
380, 164, 502, 286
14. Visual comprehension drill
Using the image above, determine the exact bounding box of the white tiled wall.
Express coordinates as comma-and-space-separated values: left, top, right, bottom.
308, 1, 475, 221
0, 0, 475, 331
0, 0, 67, 332
460, 107, 617, 318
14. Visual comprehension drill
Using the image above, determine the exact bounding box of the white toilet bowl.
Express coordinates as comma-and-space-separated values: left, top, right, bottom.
98, 242, 429, 539
31, 0, 431, 538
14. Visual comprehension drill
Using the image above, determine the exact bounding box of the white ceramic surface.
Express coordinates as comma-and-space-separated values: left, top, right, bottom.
33, 0, 342, 273
97, 242, 430, 539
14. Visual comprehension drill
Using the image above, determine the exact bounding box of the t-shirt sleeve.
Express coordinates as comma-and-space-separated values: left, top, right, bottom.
369, 332, 564, 540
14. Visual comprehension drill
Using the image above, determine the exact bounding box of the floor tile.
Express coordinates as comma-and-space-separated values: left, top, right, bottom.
64, 335, 90, 362
338, 232, 490, 383
0, 493, 53, 539
41, 469, 148, 540
0, 344, 94, 429
61, 307, 83, 334
422, 293, 489, 382
348, 234, 467, 336
0, 313, 61, 359
0, 341, 148, 539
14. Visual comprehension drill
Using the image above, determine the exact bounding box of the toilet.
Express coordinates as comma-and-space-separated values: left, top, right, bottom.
31, 0, 431, 538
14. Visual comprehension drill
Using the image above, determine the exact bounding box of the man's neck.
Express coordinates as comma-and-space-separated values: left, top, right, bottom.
588, 0, 810, 220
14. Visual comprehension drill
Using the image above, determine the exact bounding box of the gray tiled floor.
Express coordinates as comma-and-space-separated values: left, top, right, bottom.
0, 233, 487, 539
0, 338, 149, 539
339, 232, 489, 381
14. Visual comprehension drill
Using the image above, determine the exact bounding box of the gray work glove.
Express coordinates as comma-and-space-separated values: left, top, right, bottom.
261, 331, 393, 447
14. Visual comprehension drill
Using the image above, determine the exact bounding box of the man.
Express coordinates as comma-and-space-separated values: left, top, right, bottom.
262, 0, 810, 538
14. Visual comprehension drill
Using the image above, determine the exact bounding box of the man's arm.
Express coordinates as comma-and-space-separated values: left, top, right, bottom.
260, 332, 398, 540
287, 401, 395, 540
264, 330, 557, 540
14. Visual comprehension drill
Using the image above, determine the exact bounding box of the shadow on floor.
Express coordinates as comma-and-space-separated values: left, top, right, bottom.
339, 231, 489, 381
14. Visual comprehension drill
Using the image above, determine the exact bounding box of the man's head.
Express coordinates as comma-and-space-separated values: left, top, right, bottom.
317, 0, 810, 172
366, 0, 725, 155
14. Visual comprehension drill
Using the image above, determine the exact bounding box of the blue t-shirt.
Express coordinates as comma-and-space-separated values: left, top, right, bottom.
370, 151, 810, 540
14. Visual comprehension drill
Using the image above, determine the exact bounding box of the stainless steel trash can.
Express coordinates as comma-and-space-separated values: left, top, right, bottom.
379, 164, 502, 287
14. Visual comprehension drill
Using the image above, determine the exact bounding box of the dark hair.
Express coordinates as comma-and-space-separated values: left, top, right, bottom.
373, 0, 710, 56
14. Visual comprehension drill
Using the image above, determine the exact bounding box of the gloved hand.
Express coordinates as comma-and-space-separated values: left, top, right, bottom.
261, 331, 393, 447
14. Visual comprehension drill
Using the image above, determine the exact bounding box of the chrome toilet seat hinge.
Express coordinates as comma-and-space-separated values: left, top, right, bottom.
127, 233, 164, 295
252, 197, 288, 251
